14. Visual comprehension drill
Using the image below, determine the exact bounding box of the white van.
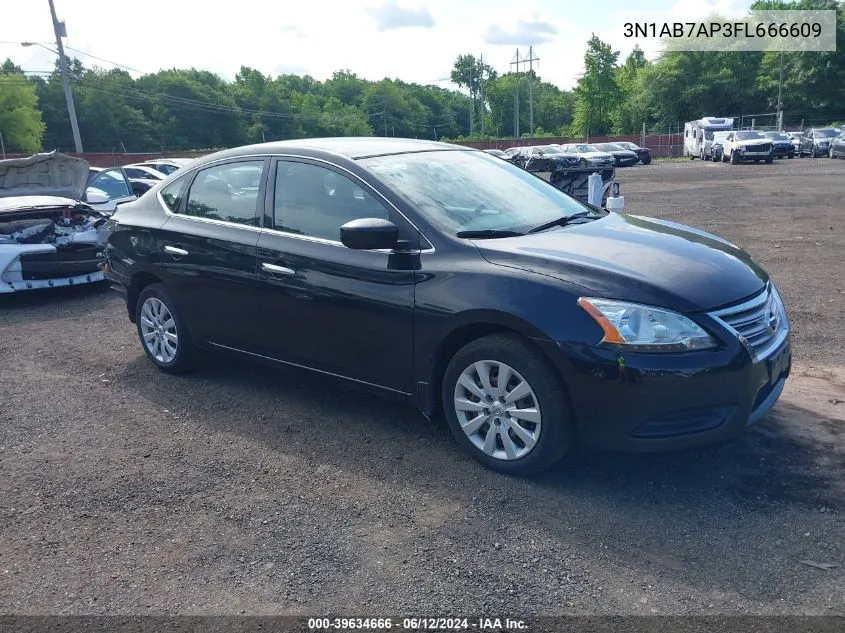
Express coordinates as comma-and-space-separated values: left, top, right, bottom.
684, 117, 735, 159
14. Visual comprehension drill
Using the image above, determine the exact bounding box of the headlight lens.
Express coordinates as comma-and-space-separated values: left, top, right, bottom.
578, 298, 718, 352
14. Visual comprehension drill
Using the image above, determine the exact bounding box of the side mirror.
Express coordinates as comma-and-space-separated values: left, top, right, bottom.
85, 187, 110, 204
340, 218, 399, 250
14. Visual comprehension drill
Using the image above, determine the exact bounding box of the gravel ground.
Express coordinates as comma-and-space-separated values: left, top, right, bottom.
1, 158, 844, 616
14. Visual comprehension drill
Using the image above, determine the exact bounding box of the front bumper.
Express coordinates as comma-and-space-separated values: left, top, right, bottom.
772, 144, 794, 156
0, 244, 105, 294
537, 333, 791, 453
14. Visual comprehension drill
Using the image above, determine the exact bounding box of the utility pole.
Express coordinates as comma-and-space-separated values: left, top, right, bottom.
510, 49, 522, 139
0, 131, 5, 159
776, 50, 785, 131
479, 54, 485, 137
524, 46, 539, 136
47, 0, 82, 153
468, 62, 474, 137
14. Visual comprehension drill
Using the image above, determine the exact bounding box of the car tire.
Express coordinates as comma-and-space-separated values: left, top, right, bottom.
730, 151, 739, 165
765, 155, 773, 164
578, 158, 587, 167
642, 155, 651, 165
442, 334, 574, 476
135, 283, 198, 374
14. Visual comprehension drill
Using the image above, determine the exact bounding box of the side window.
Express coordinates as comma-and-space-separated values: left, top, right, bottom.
88, 168, 131, 200
184, 161, 264, 226
273, 161, 389, 242
160, 177, 188, 212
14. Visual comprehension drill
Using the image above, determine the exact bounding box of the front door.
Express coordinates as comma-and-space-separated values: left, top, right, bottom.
155, 159, 268, 350
255, 158, 417, 394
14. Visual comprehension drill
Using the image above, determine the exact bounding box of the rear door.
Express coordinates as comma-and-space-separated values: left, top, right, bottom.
254, 157, 418, 394
156, 158, 268, 350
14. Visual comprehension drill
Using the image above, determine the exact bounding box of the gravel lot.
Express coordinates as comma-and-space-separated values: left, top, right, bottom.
1, 157, 844, 616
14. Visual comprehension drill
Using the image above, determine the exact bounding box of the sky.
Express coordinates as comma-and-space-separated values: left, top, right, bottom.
2, 0, 753, 93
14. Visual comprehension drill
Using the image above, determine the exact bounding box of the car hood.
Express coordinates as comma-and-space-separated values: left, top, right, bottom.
475, 213, 768, 313
0, 152, 89, 200
580, 152, 613, 160
609, 150, 638, 158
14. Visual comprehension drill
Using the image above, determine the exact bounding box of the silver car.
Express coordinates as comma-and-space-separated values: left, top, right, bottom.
558, 143, 615, 167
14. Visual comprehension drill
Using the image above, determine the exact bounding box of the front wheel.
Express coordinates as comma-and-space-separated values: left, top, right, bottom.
765, 155, 773, 164
730, 151, 739, 165
136, 283, 198, 373
578, 158, 587, 167
442, 334, 574, 476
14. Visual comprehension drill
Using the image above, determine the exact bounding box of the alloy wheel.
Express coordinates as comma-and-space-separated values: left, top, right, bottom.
453, 360, 541, 461
139, 297, 179, 363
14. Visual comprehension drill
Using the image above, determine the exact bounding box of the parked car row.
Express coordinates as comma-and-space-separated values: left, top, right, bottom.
700, 127, 845, 163
488, 142, 651, 168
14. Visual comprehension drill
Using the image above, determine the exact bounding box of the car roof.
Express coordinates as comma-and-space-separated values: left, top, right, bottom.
190, 138, 467, 166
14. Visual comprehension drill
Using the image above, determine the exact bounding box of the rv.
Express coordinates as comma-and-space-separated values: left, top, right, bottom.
684, 117, 735, 159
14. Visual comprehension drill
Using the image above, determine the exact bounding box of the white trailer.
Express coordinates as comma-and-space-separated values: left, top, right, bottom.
683, 117, 735, 159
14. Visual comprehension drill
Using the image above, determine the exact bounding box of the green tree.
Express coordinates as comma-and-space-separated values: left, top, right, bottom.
572, 35, 621, 136
0, 63, 45, 152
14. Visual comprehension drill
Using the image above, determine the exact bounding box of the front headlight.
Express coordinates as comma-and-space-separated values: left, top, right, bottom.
577, 298, 718, 352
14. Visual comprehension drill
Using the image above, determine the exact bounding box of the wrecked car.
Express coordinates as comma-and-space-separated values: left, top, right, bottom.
0, 152, 115, 293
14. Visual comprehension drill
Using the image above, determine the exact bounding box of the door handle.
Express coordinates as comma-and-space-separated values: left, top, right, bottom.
261, 262, 295, 276
164, 245, 189, 256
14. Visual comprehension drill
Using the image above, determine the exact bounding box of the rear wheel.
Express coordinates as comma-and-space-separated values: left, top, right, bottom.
136, 283, 197, 373
442, 334, 574, 476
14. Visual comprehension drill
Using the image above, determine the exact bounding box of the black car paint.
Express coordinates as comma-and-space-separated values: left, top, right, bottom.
105, 139, 789, 453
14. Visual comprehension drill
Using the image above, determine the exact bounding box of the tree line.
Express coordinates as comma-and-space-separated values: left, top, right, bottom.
0, 0, 841, 153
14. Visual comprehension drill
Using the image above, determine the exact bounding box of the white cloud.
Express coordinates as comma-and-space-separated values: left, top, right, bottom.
367, 1, 435, 31
484, 16, 558, 45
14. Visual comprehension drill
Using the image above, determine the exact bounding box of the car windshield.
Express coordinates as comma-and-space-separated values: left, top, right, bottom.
616, 142, 636, 149
814, 129, 837, 137
573, 144, 600, 153
735, 131, 764, 141
599, 143, 625, 151
539, 145, 564, 154
765, 132, 790, 140
713, 132, 730, 142
361, 150, 589, 237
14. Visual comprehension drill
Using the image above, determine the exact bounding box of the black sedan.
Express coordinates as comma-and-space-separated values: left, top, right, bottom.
105, 138, 791, 475
593, 143, 640, 167
514, 145, 579, 171
828, 131, 845, 158
615, 141, 652, 165
762, 131, 795, 158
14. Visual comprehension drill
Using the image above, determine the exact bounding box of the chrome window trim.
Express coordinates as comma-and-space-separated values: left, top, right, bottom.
156, 152, 436, 253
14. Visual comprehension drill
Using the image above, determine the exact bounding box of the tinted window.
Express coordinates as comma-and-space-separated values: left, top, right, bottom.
155, 164, 179, 175
88, 169, 132, 200
124, 167, 158, 179
160, 177, 188, 212
273, 161, 389, 241
185, 161, 264, 226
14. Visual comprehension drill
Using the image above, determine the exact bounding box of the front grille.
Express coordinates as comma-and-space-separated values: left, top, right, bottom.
745, 142, 772, 152
710, 284, 788, 360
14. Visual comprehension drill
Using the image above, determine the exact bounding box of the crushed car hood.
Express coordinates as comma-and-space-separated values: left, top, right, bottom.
0, 152, 89, 201
474, 212, 768, 313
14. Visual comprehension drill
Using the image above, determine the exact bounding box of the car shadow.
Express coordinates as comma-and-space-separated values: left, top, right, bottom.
114, 351, 844, 606
120, 351, 843, 513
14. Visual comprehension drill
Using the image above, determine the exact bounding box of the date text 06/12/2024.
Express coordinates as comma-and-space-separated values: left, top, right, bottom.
307, 617, 527, 630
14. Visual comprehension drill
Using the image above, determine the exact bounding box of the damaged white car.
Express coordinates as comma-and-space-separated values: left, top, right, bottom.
0, 152, 117, 293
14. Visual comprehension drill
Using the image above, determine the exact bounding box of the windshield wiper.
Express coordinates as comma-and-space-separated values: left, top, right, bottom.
455, 229, 525, 239
527, 210, 598, 234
